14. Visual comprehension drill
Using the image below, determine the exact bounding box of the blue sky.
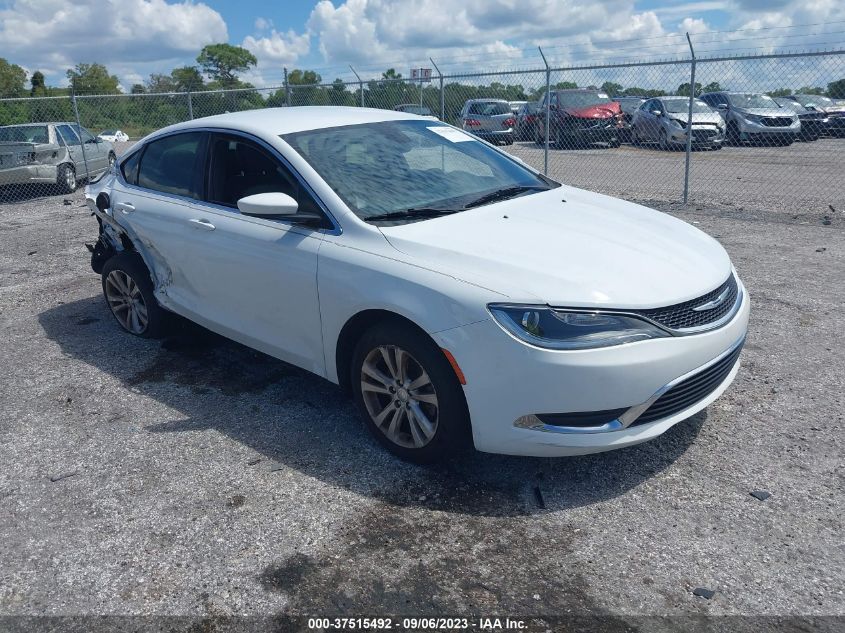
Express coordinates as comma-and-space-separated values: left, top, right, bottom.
1, 0, 843, 90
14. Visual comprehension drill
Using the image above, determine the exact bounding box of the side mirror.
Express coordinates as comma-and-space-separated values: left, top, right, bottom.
237, 192, 326, 227
237, 192, 298, 217
716, 103, 728, 110
651, 109, 662, 116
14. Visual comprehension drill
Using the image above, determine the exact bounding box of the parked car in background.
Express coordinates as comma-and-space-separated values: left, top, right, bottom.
613, 96, 646, 143
459, 99, 516, 145
98, 129, 130, 143
772, 98, 826, 141
0, 122, 116, 193
782, 94, 845, 137
699, 92, 799, 145
393, 104, 438, 121
85, 107, 749, 462
631, 96, 724, 150
514, 102, 541, 140
508, 100, 527, 115
535, 89, 621, 148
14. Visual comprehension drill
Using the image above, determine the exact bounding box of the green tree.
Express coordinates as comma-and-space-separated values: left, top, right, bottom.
197, 43, 257, 88
0, 57, 27, 97
796, 86, 825, 95
677, 82, 702, 97
767, 87, 792, 97
289, 69, 322, 85
828, 78, 845, 99
146, 73, 177, 94
601, 81, 623, 96
621, 86, 665, 97
66, 63, 120, 95
171, 66, 205, 92
30, 70, 46, 96
701, 81, 723, 93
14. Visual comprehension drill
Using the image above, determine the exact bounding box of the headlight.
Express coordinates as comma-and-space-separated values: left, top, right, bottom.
744, 113, 762, 123
488, 304, 669, 350
669, 118, 686, 128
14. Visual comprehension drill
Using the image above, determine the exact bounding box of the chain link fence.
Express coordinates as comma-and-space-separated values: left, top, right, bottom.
1, 49, 844, 212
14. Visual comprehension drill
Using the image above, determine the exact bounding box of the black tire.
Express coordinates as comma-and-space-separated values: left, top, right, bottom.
57, 163, 77, 194
608, 137, 621, 148
108, 152, 117, 167
101, 252, 169, 338
351, 320, 471, 464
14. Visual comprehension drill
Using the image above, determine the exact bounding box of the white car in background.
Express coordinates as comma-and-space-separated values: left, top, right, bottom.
86, 107, 749, 463
98, 129, 129, 143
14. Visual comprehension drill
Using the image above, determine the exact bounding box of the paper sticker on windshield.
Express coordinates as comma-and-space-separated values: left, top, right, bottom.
427, 126, 475, 142
598, 93, 610, 98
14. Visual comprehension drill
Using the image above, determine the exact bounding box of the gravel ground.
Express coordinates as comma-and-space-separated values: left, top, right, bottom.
0, 178, 843, 630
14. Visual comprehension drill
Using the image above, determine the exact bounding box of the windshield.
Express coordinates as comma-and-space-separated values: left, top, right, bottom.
727, 93, 777, 109
663, 98, 713, 113
0, 125, 49, 143
469, 101, 511, 116
774, 99, 803, 112
556, 92, 613, 108
796, 94, 833, 106
283, 120, 556, 222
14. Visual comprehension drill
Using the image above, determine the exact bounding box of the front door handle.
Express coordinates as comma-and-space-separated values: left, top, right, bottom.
188, 218, 215, 231
114, 201, 134, 214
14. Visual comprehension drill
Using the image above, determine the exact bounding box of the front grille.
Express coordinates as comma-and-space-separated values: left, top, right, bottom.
761, 117, 793, 127
631, 274, 739, 331
631, 340, 744, 427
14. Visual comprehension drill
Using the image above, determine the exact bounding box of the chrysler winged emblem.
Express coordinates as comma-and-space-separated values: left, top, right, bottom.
692, 286, 731, 312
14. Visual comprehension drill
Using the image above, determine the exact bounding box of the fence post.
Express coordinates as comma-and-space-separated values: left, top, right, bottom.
349, 65, 364, 107
683, 32, 697, 204
186, 90, 194, 119
430, 58, 444, 121
70, 90, 91, 182
284, 67, 290, 106
538, 46, 551, 176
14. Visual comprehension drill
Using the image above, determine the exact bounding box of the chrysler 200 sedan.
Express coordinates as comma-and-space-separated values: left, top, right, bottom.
86, 107, 749, 463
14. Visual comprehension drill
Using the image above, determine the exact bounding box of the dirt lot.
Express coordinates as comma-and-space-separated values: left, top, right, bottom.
0, 174, 843, 630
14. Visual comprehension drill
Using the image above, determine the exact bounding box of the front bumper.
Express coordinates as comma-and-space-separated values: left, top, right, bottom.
668, 126, 724, 145
0, 164, 58, 186
737, 118, 799, 141
434, 280, 750, 456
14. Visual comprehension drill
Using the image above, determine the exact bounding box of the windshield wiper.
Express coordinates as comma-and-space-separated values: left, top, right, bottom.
365, 207, 460, 222
463, 185, 548, 209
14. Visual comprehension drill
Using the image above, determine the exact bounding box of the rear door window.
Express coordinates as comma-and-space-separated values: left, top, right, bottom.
57, 124, 81, 146
137, 132, 205, 199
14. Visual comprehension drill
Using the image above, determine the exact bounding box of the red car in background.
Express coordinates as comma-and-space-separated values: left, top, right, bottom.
535, 89, 622, 148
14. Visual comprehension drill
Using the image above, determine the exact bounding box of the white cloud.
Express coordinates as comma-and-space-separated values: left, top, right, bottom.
242, 29, 311, 66
0, 0, 227, 82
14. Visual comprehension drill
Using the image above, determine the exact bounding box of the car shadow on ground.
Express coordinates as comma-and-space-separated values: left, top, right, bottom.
39, 295, 706, 518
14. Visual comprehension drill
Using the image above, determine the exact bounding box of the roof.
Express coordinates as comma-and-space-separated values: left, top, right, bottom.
157, 106, 418, 138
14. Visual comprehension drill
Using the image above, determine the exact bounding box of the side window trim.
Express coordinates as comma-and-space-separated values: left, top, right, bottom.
198, 128, 338, 232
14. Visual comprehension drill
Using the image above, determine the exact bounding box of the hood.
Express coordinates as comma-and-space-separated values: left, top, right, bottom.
736, 107, 792, 117
563, 103, 620, 119
665, 111, 724, 125
379, 187, 732, 309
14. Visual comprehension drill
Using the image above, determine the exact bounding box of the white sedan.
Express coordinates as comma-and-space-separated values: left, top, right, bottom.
98, 129, 129, 143
86, 107, 749, 463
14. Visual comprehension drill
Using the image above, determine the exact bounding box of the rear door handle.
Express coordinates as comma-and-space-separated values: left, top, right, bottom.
188, 218, 215, 231
114, 202, 134, 214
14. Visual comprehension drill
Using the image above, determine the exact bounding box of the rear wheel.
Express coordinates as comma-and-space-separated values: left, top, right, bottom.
351, 321, 470, 463
101, 252, 168, 338
57, 164, 76, 194
659, 128, 670, 150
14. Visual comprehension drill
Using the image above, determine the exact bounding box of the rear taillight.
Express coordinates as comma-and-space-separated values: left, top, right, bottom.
464, 118, 481, 127
504, 117, 516, 128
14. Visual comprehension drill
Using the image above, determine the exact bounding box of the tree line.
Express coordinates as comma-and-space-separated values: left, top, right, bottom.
2, 43, 845, 136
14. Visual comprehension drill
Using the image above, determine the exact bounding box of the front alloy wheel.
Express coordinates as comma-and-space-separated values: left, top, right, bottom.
361, 345, 439, 449
351, 321, 470, 463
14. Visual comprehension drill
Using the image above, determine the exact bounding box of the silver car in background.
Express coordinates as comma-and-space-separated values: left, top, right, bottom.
0, 122, 116, 193
631, 96, 725, 150
459, 99, 516, 145
699, 92, 800, 145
